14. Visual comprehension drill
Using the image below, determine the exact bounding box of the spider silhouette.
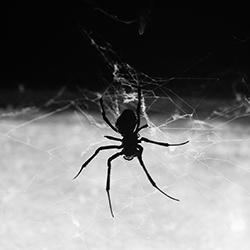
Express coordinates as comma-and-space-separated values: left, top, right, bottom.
73, 86, 189, 217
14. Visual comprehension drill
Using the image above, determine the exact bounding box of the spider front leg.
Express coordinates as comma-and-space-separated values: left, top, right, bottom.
140, 137, 189, 147
137, 124, 148, 132
106, 152, 123, 217
104, 135, 122, 142
135, 86, 148, 132
100, 98, 118, 132
135, 85, 142, 130
137, 145, 179, 201
73, 145, 122, 179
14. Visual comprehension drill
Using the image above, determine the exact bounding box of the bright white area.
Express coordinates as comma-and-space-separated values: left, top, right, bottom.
0, 112, 250, 250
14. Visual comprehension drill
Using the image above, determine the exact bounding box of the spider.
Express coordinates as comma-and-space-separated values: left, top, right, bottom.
73, 86, 189, 217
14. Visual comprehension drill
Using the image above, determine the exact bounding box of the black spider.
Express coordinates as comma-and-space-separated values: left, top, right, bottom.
73, 86, 189, 217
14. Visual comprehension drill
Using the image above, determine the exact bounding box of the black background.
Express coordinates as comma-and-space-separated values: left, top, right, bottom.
3, 1, 250, 91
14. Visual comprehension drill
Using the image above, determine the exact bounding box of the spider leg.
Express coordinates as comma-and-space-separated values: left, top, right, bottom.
106, 152, 123, 217
137, 124, 148, 132
100, 98, 118, 132
140, 137, 189, 147
73, 145, 122, 179
137, 145, 179, 201
104, 135, 122, 142
135, 85, 142, 130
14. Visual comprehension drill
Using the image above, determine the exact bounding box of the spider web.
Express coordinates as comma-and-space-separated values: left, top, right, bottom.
0, 30, 250, 250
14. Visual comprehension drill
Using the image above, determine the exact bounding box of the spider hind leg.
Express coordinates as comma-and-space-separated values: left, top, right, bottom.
106, 152, 122, 217
137, 146, 179, 202
73, 145, 122, 179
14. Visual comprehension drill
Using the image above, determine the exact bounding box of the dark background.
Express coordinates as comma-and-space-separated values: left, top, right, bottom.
2, 1, 250, 92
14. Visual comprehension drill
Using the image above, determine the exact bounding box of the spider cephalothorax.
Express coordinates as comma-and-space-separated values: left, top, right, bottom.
74, 85, 189, 217
121, 131, 139, 161
115, 109, 139, 160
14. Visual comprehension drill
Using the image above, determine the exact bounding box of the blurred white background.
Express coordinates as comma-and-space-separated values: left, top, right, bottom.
0, 108, 250, 250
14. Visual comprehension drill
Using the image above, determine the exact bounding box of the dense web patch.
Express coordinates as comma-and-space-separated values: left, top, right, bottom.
0, 29, 250, 249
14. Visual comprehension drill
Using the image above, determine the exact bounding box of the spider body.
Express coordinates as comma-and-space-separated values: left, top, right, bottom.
74, 86, 189, 217
115, 109, 137, 136
121, 131, 139, 161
